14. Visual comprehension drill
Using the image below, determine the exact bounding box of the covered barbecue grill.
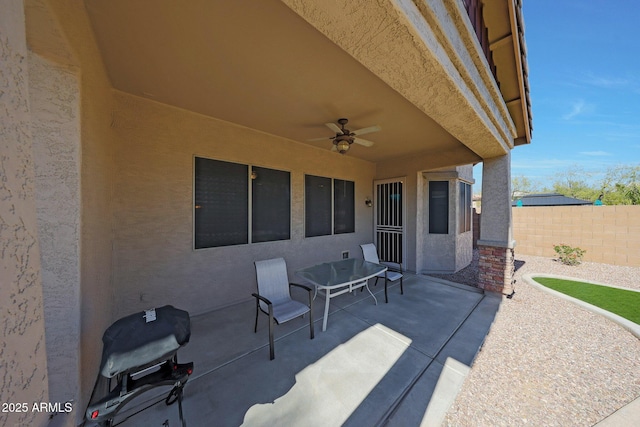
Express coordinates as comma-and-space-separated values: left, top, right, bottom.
85, 305, 193, 426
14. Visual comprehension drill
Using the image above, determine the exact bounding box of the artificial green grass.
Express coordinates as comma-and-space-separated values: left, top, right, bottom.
533, 277, 640, 325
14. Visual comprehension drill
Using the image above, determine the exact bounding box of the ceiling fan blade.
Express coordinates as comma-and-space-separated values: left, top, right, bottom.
307, 136, 332, 142
352, 125, 381, 136
325, 122, 342, 133
354, 137, 375, 147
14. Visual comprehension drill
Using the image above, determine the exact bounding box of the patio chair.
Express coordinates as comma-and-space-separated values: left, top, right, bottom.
360, 243, 404, 303
252, 258, 314, 360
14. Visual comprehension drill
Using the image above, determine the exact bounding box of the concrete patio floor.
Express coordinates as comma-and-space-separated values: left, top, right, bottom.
110, 274, 502, 427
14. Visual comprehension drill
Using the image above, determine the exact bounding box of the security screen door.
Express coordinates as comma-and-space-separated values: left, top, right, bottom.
374, 178, 405, 267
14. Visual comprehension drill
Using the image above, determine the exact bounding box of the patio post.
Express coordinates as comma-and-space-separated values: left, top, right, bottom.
478, 153, 515, 295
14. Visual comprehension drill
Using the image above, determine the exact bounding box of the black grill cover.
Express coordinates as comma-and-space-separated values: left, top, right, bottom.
99, 305, 191, 378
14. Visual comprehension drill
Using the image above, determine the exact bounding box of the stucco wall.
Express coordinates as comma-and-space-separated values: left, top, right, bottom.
421, 178, 455, 272
419, 165, 474, 273
513, 205, 640, 266
25, 0, 118, 421
479, 153, 513, 246
0, 1, 50, 425
456, 227, 474, 270
377, 158, 468, 273
29, 51, 80, 413
376, 158, 474, 274
110, 91, 376, 316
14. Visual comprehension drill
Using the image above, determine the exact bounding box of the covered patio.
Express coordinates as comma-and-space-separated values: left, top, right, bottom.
113, 275, 501, 426
2, 1, 531, 425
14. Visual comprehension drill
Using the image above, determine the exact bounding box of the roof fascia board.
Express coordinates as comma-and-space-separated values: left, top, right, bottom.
508, 0, 532, 143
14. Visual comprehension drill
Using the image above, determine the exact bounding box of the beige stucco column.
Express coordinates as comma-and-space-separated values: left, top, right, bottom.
478, 153, 516, 294
0, 1, 50, 425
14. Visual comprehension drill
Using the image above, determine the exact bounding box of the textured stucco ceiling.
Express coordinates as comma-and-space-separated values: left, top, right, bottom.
84, 0, 481, 164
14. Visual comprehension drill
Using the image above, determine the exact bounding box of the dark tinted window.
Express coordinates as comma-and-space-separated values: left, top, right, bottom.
334, 179, 355, 234
429, 181, 449, 234
252, 166, 290, 243
195, 158, 291, 248
458, 182, 471, 233
195, 157, 248, 248
305, 175, 332, 237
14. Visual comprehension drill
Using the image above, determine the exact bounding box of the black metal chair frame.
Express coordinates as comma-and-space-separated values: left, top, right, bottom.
252, 282, 314, 360
360, 243, 404, 303
374, 261, 404, 303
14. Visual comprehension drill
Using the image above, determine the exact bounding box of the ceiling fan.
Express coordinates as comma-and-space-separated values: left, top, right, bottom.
308, 118, 381, 154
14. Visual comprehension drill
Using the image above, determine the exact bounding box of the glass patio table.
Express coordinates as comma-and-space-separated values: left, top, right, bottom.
296, 258, 387, 331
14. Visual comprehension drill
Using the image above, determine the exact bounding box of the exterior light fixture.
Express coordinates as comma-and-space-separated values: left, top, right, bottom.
336, 140, 350, 154
365, 198, 372, 207
334, 134, 352, 154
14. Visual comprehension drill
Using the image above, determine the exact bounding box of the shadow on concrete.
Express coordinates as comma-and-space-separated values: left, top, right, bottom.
101, 274, 501, 427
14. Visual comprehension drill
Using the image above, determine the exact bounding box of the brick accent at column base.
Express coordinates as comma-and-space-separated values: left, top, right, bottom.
478, 244, 515, 294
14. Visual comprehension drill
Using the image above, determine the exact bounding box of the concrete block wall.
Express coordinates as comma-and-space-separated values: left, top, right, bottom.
512, 205, 640, 267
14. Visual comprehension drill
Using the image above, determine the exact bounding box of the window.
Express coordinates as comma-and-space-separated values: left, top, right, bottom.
334, 179, 355, 234
305, 175, 355, 237
195, 158, 248, 248
252, 166, 291, 243
194, 157, 290, 249
458, 182, 472, 233
429, 181, 448, 234
304, 175, 332, 237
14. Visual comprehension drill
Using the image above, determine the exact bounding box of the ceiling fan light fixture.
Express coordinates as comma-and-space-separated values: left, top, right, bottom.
336, 139, 351, 154
308, 118, 380, 153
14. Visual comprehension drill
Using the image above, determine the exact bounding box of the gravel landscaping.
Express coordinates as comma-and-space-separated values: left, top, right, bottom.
436, 251, 640, 426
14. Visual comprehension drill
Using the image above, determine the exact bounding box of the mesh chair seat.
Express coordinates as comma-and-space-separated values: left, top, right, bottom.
253, 257, 314, 360
360, 243, 404, 303
378, 270, 403, 282
270, 298, 311, 324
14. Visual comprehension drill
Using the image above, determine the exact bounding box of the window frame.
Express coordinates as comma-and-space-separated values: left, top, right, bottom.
194, 157, 249, 249
428, 180, 449, 234
193, 156, 291, 249
458, 181, 472, 234
251, 165, 291, 243
304, 174, 356, 238
304, 175, 332, 238
334, 178, 355, 235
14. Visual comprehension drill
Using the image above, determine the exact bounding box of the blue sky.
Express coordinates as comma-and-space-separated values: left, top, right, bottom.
475, 0, 640, 191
